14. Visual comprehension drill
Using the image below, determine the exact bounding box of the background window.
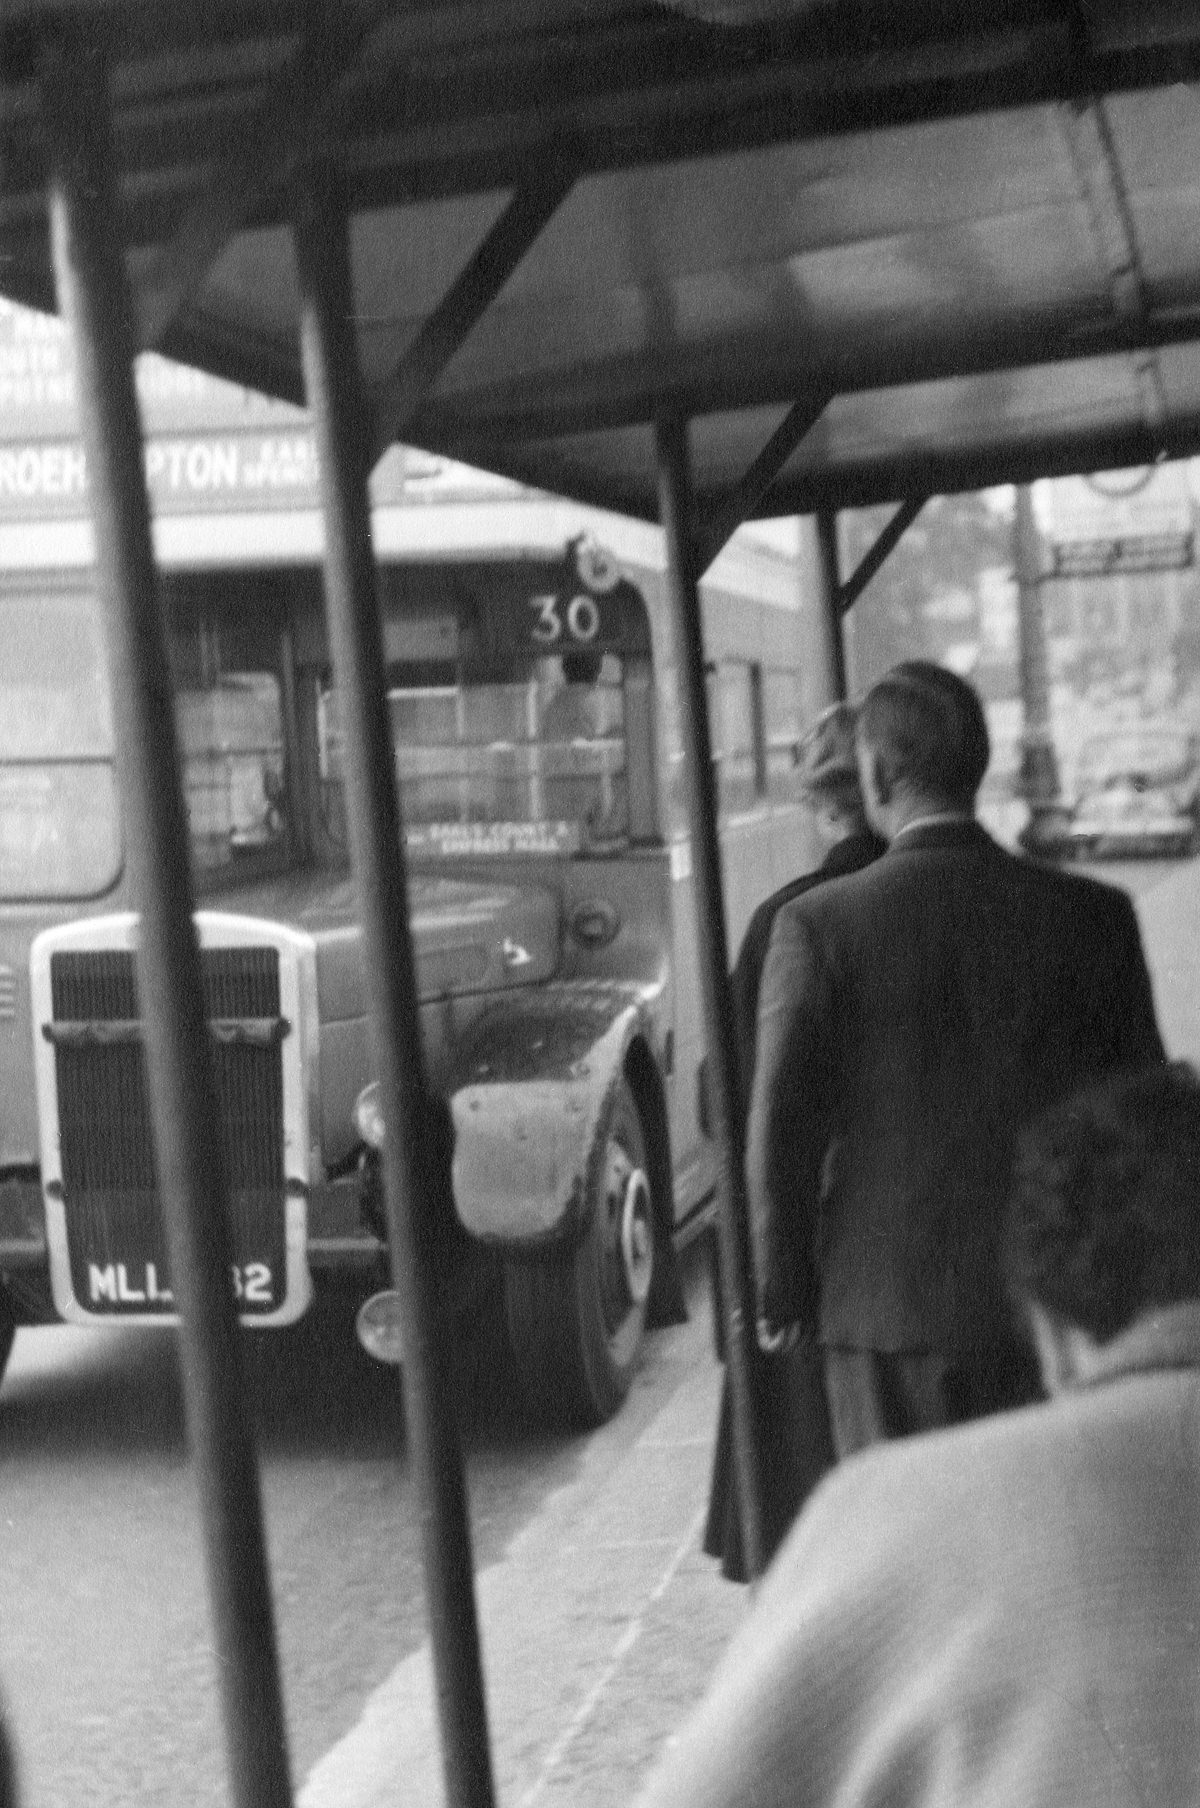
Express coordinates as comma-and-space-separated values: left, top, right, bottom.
763, 668, 803, 803
711, 661, 760, 817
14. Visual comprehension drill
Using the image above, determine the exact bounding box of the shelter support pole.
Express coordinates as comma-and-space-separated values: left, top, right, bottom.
814, 511, 849, 701
293, 163, 496, 1808
1013, 484, 1063, 852
655, 414, 767, 1581
42, 37, 294, 1808
136, 3, 388, 350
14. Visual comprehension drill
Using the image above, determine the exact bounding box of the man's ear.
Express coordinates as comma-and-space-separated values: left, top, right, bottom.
867, 748, 892, 809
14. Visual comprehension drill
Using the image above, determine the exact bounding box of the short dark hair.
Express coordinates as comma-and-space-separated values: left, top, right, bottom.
1005, 1062, 1200, 1343
858, 661, 990, 805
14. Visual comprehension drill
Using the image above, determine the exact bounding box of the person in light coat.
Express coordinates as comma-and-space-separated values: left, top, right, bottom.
637, 1060, 1200, 1808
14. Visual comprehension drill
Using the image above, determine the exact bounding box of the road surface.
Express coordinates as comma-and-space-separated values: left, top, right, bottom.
0, 1247, 733, 1808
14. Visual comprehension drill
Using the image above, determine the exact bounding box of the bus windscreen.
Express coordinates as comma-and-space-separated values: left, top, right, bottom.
0, 592, 121, 900
319, 647, 629, 857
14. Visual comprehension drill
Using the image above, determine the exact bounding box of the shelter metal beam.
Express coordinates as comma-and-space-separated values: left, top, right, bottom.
655, 412, 768, 1582
293, 161, 496, 1808
402, 308, 1200, 455
136, 1, 388, 350
10, 4, 1200, 204
837, 498, 926, 617
697, 391, 831, 574
752, 414, 1200, 516
369, 171, 575, 461
42, 34, 293, 1808
17, 5, 1193, 216
335, 15, 1200, 205
1060, 90, 1169, 434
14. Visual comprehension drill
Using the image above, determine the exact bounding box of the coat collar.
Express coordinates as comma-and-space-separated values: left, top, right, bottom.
885, 818, 993, 856
1075, 1301, 1200, 1390
821, 829, 887, 877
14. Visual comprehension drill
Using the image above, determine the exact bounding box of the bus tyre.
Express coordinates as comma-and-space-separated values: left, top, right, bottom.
504, 1077, 654, 1428
0, 1287, 15, 1389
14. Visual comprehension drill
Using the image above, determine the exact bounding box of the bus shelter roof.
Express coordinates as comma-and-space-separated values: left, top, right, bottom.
5, 2, 1200, 520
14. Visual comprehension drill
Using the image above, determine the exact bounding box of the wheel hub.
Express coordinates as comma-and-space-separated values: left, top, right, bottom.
618, 1167, 653, 1307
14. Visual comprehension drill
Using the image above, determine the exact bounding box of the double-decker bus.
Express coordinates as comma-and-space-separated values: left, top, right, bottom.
0, 490, 830, 1426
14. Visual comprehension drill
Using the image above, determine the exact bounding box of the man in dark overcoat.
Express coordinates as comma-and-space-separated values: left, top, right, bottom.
705, 703, 884, 1577
747, 660, 1165, 1452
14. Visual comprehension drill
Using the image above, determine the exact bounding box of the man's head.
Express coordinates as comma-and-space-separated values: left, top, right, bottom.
796, 702, 869, 843
1006, 1062, 1200, 1389
856, 661, 990, 834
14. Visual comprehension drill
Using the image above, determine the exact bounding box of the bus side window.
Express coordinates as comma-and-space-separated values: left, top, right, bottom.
315, 678, 348, 846
623, 656, 657, 841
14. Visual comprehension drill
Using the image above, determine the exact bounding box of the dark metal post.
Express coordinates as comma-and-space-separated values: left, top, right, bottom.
815, 510, 849, 701
42, 37, 293, 1808
1013, 484, 1063, 850
293, 163, 496, 1808
655, 414, 767, 1581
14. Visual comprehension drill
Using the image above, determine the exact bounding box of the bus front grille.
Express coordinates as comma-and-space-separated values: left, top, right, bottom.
48, 947, 286, 1314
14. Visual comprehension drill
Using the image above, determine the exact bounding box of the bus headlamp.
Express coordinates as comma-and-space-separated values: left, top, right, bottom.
356, 1289, 404, 1365
569, 898, 621, 949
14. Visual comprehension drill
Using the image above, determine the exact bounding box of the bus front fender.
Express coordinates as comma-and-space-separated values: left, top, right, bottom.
447, 983, 656, 1248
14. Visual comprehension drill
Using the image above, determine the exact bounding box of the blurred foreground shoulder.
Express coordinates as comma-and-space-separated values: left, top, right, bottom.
0, 1705, 18, 1808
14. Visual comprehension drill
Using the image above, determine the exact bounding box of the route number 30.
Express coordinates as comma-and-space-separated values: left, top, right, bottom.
529, 592, 602, 645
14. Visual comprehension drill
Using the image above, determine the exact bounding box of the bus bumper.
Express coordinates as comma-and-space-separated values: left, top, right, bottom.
306, 1175, 387, 1270
0, 1176, 46, 1267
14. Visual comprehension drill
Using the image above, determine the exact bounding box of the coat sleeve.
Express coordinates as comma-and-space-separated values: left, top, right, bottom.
745, 901, 834, 1328
729, 902, 772, 1105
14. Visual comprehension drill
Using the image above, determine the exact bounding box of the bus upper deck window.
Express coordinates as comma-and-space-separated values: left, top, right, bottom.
0, 590, 121, 901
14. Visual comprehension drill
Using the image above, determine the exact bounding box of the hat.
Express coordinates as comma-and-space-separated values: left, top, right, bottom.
796, 702, 861, 800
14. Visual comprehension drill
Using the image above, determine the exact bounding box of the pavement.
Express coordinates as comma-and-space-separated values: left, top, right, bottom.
298, 1323, 747, 1808
289, 860, 1185, 1808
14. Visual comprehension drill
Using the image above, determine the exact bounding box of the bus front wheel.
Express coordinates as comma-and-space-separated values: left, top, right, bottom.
504, 1077, 655, 1428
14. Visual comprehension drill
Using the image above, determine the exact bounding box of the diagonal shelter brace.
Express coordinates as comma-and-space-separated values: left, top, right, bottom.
836, 496, 926, 616
41, 33, 294, 1808
656, 412, 768, 1582
370, 169, 576, 459
293, 160, 497, 1808
136, 0, 390, 352
697, 390, 831, 573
